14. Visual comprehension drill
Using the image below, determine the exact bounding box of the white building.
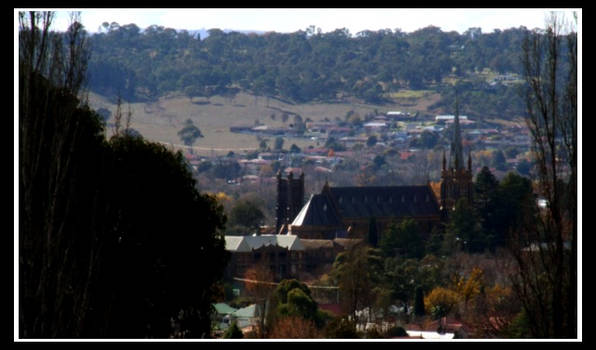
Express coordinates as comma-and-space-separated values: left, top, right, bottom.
435, 115, 468, 122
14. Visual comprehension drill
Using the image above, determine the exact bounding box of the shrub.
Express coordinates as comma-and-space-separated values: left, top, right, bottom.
385, 326, 408, 338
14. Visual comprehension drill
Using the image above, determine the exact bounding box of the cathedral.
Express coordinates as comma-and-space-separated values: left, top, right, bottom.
276, 104, 474, 240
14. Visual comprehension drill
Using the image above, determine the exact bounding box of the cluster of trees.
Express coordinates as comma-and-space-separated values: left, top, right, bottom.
429, 78, 527, 119
236, 262, 332, 338
328, 164, 557, 337
19, 12, 228, 338
443, 168, 537, 253
329, 232, 514, 338
81, 22, 571, 117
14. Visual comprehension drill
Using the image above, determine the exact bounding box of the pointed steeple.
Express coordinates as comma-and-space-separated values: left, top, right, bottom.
450, 92, 464, 170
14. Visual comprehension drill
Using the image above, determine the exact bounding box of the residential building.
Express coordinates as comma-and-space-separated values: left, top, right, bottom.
224, 234, 305, 281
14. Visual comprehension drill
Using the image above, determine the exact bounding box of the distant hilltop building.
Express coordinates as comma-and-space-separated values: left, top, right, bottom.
277, 98, 473, 240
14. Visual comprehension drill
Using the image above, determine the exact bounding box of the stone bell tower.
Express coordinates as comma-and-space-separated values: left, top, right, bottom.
276, 171, 305, 234
440, 96, 473, 219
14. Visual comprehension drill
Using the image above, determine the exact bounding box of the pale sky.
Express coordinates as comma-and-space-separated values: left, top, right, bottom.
28, 8, 580, 36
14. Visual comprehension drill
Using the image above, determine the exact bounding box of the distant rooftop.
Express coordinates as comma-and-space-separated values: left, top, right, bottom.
435, 115, 468, 121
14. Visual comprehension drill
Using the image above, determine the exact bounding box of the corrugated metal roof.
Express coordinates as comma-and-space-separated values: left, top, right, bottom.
224, 236, 251, 252
213, 303, 237, 315
231, 304, 258, 318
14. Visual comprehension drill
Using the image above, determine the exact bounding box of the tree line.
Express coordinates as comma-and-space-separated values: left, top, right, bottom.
81, 22, 573, 119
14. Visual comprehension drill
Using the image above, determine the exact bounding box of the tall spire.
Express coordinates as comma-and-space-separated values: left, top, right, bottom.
450, 92, 464, 170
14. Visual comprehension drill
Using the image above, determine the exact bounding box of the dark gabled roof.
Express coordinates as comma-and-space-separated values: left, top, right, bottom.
291, 194, 343, 227
327, 185, 440, 219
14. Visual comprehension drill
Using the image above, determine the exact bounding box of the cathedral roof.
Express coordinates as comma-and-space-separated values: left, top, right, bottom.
290, 194, 343, 227
327, 185, 440, 219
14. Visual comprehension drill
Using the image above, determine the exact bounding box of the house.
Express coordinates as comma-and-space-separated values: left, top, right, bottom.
230, 304, 260, 330
386, 111, 414, 121
435, 115, 468, 123
212, 302, 238, 331
363, 121, 388, 132
212, 302, 261, 334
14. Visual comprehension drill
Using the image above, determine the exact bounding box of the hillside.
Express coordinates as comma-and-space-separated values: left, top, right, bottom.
88, 90, 442, 156
81, 24, 566, 121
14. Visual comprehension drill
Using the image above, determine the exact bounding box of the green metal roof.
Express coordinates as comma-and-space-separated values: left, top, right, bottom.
231, 304, 257, 318
213, 302, 237, 315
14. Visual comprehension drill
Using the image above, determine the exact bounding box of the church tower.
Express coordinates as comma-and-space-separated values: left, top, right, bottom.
440, 96, 474, 218
276, 171, 305, 234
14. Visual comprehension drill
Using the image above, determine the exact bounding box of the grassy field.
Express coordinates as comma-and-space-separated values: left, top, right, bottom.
88, 91, 443, 156
386, 89, 434, 99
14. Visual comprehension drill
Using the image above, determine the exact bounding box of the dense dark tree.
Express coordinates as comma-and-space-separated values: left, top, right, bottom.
367, 217, 378, 247
227, 199, 265, 234
289, 144, 301, 154
99, 136, 228, 338
410, 130, 439, 149
223, 321, 243, 339
331, 244, 383, 322
268, 279, 326, 328
177, 118, 203, 151
212, 160, 242, 180
445, 198, 485, 253
494, 172, 537, 245
19, 12, 228, 338
491, 149, 507, 171
474, 166, 500, 247
414, 286, 426, 317
516, 159, 532, 176
380, 219, 424, 259
273, 136, 284, 151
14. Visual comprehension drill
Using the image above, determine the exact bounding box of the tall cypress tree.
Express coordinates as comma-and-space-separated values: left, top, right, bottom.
367, 217, 378, 247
